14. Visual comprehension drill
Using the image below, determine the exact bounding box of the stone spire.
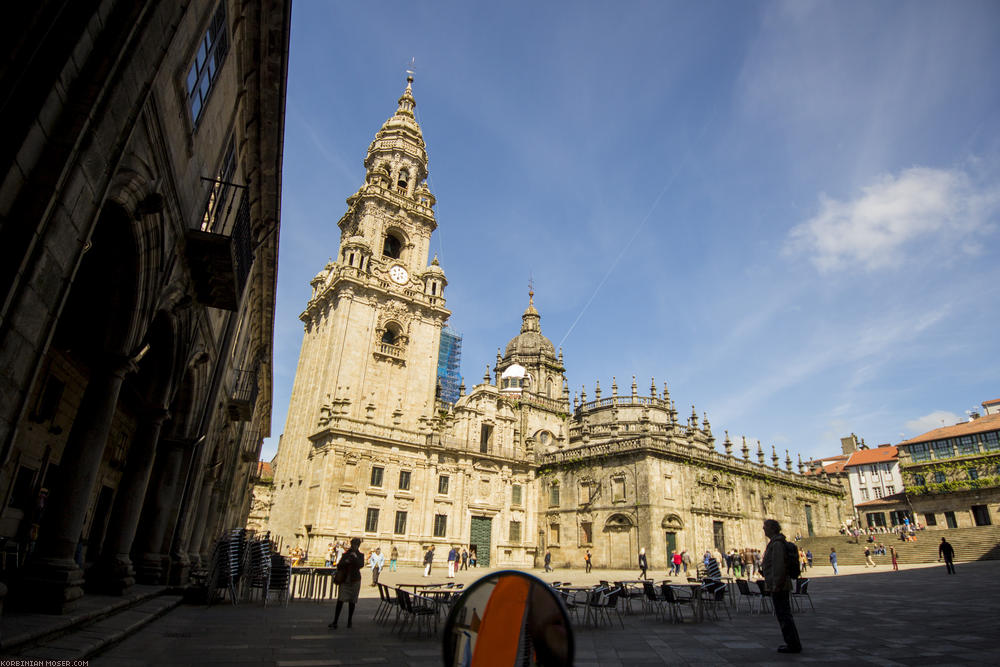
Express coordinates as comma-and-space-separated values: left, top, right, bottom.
662, 381, 670, 405
483, 365, 490, 383
650, 377, 657, 398
690, 405, 699, 428
520, 287, 540, 333
631, 375, 638, 398
757, 441, 765, 464
742, 435, 750, 459
771, 444, 780, 468
594, 379, 602, 401
459, 378, 466, 396
364, 75, 428, 184
558, 347, 564, 364
785, 450, 793, 471
724, 431, 733, 456
611, 377, 617, 397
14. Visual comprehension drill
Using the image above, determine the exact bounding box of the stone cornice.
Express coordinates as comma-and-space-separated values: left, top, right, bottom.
300, 268, 450, 326
540, 435, 843, 495
340, 186, 437, 231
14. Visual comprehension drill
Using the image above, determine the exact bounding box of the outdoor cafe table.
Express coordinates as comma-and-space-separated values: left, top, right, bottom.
671, 583, 707, 622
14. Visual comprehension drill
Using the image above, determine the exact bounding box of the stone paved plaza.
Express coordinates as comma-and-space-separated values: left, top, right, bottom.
94, 560, 998, 666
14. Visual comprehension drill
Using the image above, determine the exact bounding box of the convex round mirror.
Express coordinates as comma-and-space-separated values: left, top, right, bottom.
443, 570, 573, 667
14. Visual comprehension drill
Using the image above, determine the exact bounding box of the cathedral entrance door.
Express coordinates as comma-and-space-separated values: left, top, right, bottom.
805, 505, 815, 536
604, 514, 633, 568
665, 531, 677, 558
712, 521, 726, 554
470, 516, 492, 567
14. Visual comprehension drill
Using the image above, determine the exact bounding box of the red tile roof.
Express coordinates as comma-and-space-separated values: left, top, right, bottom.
255, 461, 273, 479
982, 398, 1000, 406
899, 412, 1000, 446
803, 456, 848, 475
845, 446, 898, 467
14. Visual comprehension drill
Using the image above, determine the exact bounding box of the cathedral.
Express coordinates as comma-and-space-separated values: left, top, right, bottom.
266, 77, 846, 569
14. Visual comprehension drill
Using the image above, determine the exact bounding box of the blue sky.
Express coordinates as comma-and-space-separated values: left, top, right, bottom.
264, 0, 1000, 462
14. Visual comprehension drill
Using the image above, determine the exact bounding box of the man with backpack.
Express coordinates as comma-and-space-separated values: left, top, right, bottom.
761, 518, 802, 654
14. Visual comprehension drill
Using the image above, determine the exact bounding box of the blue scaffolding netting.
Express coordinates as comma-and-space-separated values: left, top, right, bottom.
437, 327, 462, 404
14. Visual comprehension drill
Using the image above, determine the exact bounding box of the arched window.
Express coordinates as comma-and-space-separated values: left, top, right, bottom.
381, 328, 397, 345
383, 233, 402, 259
545, 378, 553, 397
430, 282, 437, 295
397, 168, 409, 193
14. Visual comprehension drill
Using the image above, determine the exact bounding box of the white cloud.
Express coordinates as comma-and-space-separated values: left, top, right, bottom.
904, 410, 962, 435
784, 167, 999, 272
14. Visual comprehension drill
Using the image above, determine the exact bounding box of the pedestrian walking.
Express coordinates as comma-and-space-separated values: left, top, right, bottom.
799, 548, 808, 573
423, 545, 435, 577
829, 547, 838, 574
681, 549, 691, 574
461, 548, 468, 570
806, 549, 813, 568
369, 546, 384, 586
325, 542, 335, 567
389, 545, 398, 571
584, 550, 592, 573
761, 519, 802, 654
544, 549, 552, 573
447, 546, 458, 578
864, 546, 876, 568
671, 550, 681, 576
938, 537, 956, 574
638, 548, 648, 579
889, 545, 898, 571
328, 537, 364, 629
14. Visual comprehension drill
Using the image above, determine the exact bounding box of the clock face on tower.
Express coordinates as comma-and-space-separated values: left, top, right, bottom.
388, 264, 409, 284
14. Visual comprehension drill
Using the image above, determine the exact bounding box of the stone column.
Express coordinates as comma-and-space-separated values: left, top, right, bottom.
135, 439, 187, 584
184, 473, 215, 570
16, 356, 130, 612
88, 406, 169, 594
197, 481, 224, 557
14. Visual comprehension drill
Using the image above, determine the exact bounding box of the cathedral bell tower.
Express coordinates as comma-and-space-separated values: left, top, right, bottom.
278, 76, 450, 471
268, 76, 453, 550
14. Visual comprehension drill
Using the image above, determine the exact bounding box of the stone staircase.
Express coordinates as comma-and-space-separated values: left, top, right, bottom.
795, 525, 1000, 566
0, 585, 182, 660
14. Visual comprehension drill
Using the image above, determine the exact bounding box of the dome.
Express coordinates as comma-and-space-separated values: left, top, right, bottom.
343, 234, 369, 250
502, 290, 557, 361
501, 363, 528, 379
503, 331, 556, 359
424, 255, 445, 277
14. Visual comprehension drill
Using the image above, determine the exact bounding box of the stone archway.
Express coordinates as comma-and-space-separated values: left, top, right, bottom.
22, 202, 147, 611
603, 513, 634, 569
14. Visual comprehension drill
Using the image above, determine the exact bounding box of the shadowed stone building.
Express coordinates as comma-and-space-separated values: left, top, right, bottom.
267, 77, 844, 570
0, 1, 290, 612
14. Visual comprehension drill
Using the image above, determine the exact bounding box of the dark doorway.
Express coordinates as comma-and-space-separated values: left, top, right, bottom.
804, 505, 815, 536
470, 516, 492, 567
971, 505, 992, 526
944, 511, 958, 529
665, 531, 676, 557
712, 521, 725, 553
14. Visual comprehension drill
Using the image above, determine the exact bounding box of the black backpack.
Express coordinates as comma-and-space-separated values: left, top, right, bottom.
785, 541, 801, 579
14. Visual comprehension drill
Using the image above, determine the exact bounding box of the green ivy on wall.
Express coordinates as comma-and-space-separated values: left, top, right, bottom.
905, 475, 1000, 496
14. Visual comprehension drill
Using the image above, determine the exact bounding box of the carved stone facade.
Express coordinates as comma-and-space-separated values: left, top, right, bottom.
0, 1, 290, 613
266, 77, 845, 569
